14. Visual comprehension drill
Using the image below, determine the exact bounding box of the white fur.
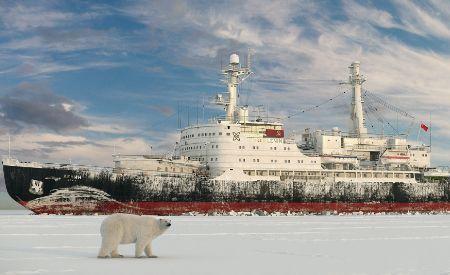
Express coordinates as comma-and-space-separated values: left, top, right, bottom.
98, 213, 171, 258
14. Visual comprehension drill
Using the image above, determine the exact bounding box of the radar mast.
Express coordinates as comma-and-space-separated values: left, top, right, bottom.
217, 52, 252, 122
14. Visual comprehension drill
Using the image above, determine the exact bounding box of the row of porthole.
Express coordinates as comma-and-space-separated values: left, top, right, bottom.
182, 131, 236, 139
182, 144, 219, 151
411, 153, 428, 157
235, 159, 317, 164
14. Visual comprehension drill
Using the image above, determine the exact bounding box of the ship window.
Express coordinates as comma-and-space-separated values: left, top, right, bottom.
257, 159, 259, 162
227, 126, 230, 129
274, 147, 277, 150
212, 145, 214, 149
219, 132, 222, 135
198, 134, 200, 137
216, 145, 219, 148
211, 158, 213, 161
275, 160, 277, 163
253, 146, 256, 149
239, 159, 241, 162
288, 147, 290, 150
215, 158, 218, 161
226, 133, 230, 136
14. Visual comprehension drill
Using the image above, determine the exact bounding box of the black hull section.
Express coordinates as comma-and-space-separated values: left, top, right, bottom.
3, 164, 450, 214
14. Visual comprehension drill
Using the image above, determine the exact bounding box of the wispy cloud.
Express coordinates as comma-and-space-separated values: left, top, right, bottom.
0, 0, 448, 169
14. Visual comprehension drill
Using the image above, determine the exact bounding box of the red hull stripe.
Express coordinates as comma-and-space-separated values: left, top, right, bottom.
382, 156, 410, 160
22, 201, 450, 215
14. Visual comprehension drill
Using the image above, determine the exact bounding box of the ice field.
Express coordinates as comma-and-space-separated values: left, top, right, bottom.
0, 211, 449, 275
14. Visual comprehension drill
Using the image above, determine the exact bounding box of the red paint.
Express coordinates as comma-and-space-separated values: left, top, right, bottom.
22, 200, 450, 215
265, 129, 284, 138
381, 156, 410, 160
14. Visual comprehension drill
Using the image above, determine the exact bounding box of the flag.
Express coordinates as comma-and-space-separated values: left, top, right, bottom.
420, 123, 429, 132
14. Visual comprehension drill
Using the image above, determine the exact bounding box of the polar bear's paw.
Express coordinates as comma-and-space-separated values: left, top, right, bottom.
97, 255, 110, 259
147, 255, 158, 258
111, 254, 124, 258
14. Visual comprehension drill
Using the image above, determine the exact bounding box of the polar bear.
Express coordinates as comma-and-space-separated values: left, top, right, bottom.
97, 213, 171, 258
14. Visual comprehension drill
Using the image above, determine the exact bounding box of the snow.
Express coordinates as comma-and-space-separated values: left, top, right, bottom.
0, 211, 449, 275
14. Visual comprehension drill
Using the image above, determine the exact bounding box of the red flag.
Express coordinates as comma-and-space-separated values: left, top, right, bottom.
420, 123, 429, 132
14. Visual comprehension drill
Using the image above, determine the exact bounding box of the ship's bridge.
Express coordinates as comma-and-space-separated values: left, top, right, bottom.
177, 120, 322, 178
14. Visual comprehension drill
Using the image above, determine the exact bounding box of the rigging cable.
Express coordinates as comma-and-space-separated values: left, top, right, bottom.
364, 101, 400, 135
286, 87, 348, 119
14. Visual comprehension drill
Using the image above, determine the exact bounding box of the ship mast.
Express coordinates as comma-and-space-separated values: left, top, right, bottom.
348, 61, 367, 137
220, 53, 252, 122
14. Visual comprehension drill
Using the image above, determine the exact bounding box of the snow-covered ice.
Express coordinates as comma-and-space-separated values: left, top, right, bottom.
0, 211, 449, 275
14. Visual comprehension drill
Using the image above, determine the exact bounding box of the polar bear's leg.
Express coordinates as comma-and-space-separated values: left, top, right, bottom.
145, 242, 157, 258
111, 248, 123, 258
98, 237, 113, 258
98, 233, 120, 258
135, 239, 147, 258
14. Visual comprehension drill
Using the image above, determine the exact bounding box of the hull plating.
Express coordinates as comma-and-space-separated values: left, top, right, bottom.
4, 165, 450, 215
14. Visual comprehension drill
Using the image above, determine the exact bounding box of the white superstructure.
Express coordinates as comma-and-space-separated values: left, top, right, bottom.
168, 53, 426, 183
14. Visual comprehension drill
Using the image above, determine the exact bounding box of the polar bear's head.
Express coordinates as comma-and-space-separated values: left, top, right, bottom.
158, 218, 171, 231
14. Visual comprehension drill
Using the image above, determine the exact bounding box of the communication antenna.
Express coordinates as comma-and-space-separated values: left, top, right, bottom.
247, 48, 253, 70
8, 133, 11, 158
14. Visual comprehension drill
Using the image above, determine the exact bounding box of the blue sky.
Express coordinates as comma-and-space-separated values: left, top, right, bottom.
0, 0, 449, 173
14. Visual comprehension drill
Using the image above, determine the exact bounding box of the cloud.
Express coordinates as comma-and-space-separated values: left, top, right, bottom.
0, 83, 88, 132
0, 0, 448, 167
393, 0, 450, 40
0, 4, 74, 31
149, 105, 175, 117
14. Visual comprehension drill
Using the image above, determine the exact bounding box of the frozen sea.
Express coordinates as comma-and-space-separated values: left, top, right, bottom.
0, 211, 449, 275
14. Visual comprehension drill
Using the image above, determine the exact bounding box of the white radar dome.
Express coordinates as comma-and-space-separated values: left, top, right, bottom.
230, 53, 239, 65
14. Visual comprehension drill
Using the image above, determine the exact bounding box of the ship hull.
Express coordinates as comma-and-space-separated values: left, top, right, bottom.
13, 200, 450, 215
3, 164, 450, 215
